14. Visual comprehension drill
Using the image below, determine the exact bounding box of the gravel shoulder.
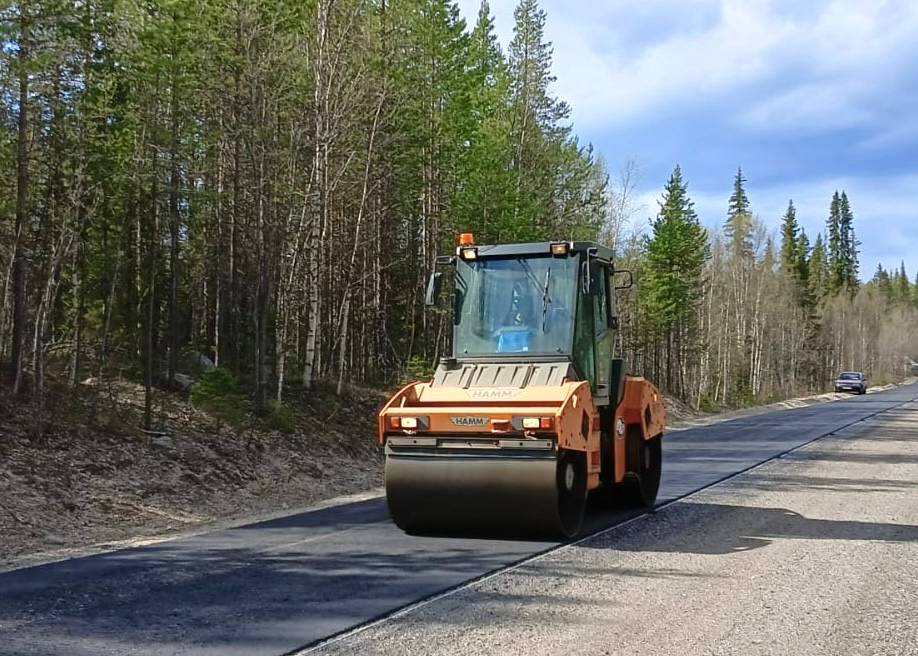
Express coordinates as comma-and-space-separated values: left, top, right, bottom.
316, 401, 918, 656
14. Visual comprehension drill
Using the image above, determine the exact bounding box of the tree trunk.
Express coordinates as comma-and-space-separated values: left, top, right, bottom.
167, 66, 181, 386
12, 3, 31, 394
303, 0, 328, 389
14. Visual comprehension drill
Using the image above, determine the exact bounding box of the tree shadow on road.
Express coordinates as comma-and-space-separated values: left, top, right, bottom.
580, 501, 918, 557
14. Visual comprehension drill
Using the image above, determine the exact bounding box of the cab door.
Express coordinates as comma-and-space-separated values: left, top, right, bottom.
573, 261, 614, 399
593, 265, 614, 400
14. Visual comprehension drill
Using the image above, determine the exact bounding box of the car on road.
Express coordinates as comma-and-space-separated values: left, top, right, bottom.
835, 371, 867, 394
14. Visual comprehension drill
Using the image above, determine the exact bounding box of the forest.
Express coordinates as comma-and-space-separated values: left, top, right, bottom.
2, 0, 917, 430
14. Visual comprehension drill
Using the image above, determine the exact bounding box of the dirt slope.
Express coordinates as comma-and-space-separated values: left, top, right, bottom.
0, 379, 383, 568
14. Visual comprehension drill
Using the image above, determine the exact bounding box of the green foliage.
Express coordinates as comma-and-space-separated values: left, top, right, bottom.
725, 167, 753, 258
504, 0, 603, 241
190, 368, 246, 430
697, 394, 716, 413
402, 355, 435, 384
265, 400, 297, 434
779, 199, 799, 274
641, 165, 708, 330
809, 233, 829, 301
895, 262, 910, 304
794, 230, 814, 310
827, 190, 859, 293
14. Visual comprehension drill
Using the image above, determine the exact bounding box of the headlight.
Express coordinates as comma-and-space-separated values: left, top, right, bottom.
520, 417, 553, 430
387, 416, 428, 430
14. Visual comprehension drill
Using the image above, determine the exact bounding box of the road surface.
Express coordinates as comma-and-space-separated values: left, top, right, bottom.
1, 385, 915, 656
316, 397, 918, 656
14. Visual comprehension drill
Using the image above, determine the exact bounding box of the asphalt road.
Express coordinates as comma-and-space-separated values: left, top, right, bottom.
1, 386, 915, 656
318, 397, 918, 656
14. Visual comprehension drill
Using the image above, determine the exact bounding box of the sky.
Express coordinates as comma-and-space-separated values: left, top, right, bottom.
455, 0, 918, 280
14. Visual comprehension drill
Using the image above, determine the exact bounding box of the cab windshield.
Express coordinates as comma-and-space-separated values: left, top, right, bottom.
453, 254, 578, 356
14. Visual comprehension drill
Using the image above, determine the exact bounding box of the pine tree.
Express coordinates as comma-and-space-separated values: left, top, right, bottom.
506, 0, 603, 239
456, 0, 515, 241
779, 199, 799, 275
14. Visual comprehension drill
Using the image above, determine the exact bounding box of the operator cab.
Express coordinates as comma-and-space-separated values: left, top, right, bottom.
426, 235, 631, 405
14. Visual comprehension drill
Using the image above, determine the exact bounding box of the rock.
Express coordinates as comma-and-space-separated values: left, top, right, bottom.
190, 352, 216, 370
173, 373, 195, 391
44, 533, 67, 545
159, 372, 195, 392
152, 435, 174, 449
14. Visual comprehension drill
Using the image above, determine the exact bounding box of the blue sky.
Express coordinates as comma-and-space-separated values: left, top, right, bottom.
456, 0, 918, 280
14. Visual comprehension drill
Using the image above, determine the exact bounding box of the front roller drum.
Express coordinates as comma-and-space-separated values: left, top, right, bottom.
385, 449, 587, 538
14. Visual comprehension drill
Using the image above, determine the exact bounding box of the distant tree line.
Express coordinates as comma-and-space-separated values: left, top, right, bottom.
621, 167, 918, 408
1, 0, 915, 428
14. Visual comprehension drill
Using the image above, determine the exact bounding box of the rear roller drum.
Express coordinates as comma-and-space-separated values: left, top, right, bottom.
625, 434, 662, 509
556, 450, 588, 538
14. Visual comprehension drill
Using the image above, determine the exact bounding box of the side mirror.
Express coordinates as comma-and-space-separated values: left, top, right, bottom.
613, 269, 633, 290
425, 272, 443, 306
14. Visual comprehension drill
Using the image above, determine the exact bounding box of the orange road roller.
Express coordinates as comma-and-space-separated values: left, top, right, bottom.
377, 236, 665, 538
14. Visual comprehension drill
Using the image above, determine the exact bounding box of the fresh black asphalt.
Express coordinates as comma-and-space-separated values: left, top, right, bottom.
1, 386, 915, 656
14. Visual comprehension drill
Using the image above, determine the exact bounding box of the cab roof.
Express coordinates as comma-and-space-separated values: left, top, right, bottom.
463, 240, 614, 263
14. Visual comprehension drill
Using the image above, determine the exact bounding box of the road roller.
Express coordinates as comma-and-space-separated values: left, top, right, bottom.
377, 235, 666, 538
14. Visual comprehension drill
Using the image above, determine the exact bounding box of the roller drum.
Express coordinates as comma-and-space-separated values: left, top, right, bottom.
385, 449, 587, 538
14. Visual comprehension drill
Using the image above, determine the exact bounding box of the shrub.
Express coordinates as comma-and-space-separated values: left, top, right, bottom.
697, 394, 716, 413
265, 400, 297, 434
190, 367, 246, 432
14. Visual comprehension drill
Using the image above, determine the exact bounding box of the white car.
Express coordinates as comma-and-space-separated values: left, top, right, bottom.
835, 371, 867, 394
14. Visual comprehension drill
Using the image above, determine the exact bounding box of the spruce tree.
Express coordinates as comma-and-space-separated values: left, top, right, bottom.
895, 262, 910, 304
872, 264, 893, 300
826, 191, 843, 293
725, 167, 753, 258
727, 166, 750, 217
838, 191, 858, 289
795, 230, 812, 307
641, 165, 708, 392
809, 233, 829, 301
779, 199, 799, 275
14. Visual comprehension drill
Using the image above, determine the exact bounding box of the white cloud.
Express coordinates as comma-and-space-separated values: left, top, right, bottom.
455, 1, 918, 276
459, 1, 918, 134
